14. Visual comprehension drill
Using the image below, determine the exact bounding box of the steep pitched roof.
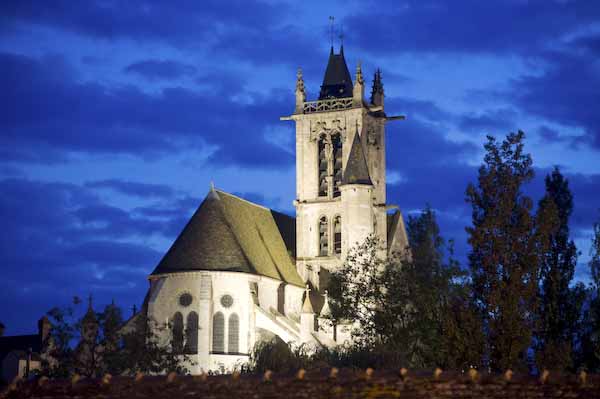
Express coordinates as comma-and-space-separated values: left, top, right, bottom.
152, 189, 304, 287
342, 130, 372, 186
319, 46, 353, 100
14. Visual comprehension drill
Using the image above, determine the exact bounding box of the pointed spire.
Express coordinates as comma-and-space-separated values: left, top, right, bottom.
355, 62, 364, 85
319, 47, 353, 100
342, 127, 372, 186
295, 67, 306, 113
302, 284, 315, 314
353, 61, 364, 105
371, 69, 384, 106
82, 293, 97, 324
319, 290, 331, 318
207, 181, 220, 201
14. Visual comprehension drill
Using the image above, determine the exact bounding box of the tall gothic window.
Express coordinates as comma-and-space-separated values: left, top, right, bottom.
332, 134, 343, 197
319, 216, 329, 256
318, 134, 343, 198
184, 311, 198, 354
212, 312, 224, 353
318, 137, 329, 197
228, 313, 239, 353
171, 312, 184, 353
334, 215, 342, 255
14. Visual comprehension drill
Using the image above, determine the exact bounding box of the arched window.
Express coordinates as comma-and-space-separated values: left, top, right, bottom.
319, 216, 329, 256
185, 311, 198, 354
171, 312, 184, 353
334, 215, 342, 255
228, 313, 239, 354
332, 134, 343, 197
212, 312, 224, 353
318, 137, 329, 197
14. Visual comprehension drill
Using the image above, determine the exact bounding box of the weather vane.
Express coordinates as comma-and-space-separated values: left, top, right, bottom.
329, 16, 335, 48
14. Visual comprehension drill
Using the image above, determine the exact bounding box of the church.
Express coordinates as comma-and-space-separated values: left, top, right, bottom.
139, 46, 409, 373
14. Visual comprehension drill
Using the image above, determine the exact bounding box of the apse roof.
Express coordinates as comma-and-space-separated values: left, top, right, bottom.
151, 189, 304, 287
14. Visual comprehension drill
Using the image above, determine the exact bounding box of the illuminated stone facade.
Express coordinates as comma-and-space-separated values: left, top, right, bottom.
139, 46, 409, 373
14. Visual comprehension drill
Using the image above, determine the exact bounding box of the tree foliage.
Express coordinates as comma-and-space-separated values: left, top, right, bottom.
535, 167, 585, 371
41, 300, 193, 377
466, 131, 557, 371
328, 207, 477, 369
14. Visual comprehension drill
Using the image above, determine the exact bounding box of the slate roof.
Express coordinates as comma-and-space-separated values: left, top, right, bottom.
0, 334, 41, 361
151, 189, 304, 287
319, 46, 353, 100
341, 130, 372, 186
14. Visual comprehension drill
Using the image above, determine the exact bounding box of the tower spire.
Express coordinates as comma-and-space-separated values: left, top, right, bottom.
371, 69, 384, 107
352, 61, 364, 105
295, 67, 306, 113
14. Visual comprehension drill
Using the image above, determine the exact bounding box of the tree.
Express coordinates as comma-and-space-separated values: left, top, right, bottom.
114, 314, 194, 375
41, 300, 193, 376
43, 299, 79, 378
579, 216, 600, 371
466, 131, 554, 371
328, 206, 472, 368
535, 167, 585, 371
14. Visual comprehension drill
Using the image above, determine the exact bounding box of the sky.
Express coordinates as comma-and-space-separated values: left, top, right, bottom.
1, 0, 599, 335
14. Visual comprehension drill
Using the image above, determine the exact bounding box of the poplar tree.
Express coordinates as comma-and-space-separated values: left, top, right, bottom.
536, 167, 585, 371
466, 131, 554, 371
580, 217, 600, 371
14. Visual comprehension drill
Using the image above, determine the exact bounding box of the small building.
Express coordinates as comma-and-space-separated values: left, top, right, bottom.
0, 317, 51, 383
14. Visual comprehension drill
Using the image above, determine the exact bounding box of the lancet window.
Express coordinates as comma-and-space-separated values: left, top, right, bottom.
184, 311, 198, 354
228, 313, 239, 353
212, 312, 224, 353
319, 216, 329, 256
334, 215, 342, 255
317, 134, 343, 198
171, 312, 184, 352
332, 134, 343, 197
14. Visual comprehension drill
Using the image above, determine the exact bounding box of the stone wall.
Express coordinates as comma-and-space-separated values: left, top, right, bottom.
3, 369, 599, 399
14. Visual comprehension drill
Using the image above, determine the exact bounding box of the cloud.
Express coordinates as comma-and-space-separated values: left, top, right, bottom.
343, 0, 600, 55
458, 107, 519, 134
0, 51, 294, 168
85, 179, 176, 198
0, 177, 198, 333
508, 42, 600, 150
124, 59, 197, 81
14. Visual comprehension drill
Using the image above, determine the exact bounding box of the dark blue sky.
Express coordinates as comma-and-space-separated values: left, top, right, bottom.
1, 1, 599, 335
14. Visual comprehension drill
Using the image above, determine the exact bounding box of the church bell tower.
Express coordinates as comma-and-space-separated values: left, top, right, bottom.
281, 46, 406, 291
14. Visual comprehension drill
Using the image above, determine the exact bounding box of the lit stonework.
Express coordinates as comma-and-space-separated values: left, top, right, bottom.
133, 46, 409, 373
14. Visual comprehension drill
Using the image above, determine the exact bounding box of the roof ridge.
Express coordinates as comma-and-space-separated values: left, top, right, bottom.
215, 189, 272, 212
